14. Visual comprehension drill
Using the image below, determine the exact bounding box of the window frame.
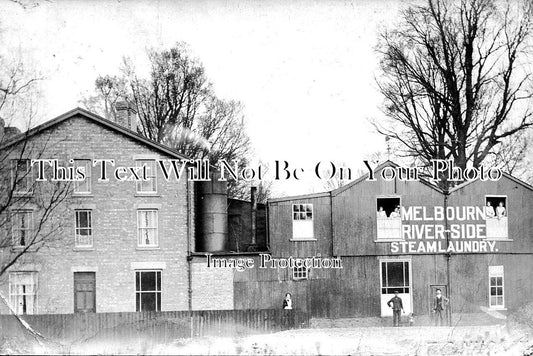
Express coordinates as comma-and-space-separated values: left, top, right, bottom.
74, 209, 93, 248
11, 210, 33, 247
484, 195, 509, 240
379, 258, 411, 295
292, 265, 309, 280
9, 272, 37, 315
10, 159, 33, 194
135, 270, 162, 312
73, 159, 92, 194
291, 203, 315, 241
375, 195, 403, 242
488, 265, 505, 309
137, 209, 159, 247
135, 159, 157, 194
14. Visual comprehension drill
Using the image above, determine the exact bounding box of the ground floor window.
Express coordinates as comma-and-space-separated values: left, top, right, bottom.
9, 272, 37, 314
489, 266, 504, 308
381, 260, 409, 294
135, 270, 161, 312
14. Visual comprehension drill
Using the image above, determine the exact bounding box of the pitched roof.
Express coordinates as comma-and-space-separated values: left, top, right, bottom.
268, 160, 445, 203
0, 107, 191, 160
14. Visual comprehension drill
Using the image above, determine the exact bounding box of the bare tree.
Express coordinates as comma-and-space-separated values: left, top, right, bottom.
375, 0, 533, 186
0, 54, 71, 280
83, 43, 255, 199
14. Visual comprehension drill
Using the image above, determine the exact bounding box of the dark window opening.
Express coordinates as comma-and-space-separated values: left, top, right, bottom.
377, 197, 400, 218
135, 270, 161, 312
381, 261, 410, 294
485, 196, 507, 218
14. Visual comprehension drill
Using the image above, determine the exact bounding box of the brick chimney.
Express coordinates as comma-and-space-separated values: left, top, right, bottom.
114, 101, 137, 132
0, 118, 21, 142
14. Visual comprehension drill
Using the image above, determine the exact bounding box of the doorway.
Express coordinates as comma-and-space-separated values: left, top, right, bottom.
380, 259, 412, 316
74, 272, 96, 313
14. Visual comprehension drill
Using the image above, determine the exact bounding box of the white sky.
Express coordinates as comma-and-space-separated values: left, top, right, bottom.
0, 0, 411, 196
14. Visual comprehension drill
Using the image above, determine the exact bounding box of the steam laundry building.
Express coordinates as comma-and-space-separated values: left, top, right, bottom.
234, 162, 533, 321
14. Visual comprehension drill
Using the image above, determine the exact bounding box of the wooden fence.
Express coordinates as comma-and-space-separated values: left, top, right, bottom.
0, 309, 308, 345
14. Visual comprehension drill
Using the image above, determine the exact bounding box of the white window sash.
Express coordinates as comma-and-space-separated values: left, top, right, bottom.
137, 210, 158, 246
135, 160, 157, 193
9, 272, 37, 315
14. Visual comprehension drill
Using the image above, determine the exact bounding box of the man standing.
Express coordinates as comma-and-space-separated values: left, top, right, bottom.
387, 291, 404, 327
432, 289, 449, 326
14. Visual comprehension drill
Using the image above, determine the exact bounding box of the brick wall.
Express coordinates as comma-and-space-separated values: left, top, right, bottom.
191, 258, 234, 310
0, 114, 191, 314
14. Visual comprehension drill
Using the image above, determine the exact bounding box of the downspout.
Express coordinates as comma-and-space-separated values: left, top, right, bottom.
330, 191, 334, 257
443, 189, 452, 326
186, 179, 193, 337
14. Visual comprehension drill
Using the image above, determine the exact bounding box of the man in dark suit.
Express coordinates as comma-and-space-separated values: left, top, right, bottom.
387, 291, 404, 327
432, 289, 449, 326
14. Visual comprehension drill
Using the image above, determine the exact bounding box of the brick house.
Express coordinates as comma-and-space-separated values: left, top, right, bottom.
0, 107, 198, 314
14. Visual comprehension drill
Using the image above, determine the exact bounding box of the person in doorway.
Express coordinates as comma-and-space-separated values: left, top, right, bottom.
282, 293, 294, 329
496, 201, 506, 219
387, 291, 404, 327
377, 206, 387, 218
432, 288, 449, 326
485, 201, 495, 219
282, 293, 292, 310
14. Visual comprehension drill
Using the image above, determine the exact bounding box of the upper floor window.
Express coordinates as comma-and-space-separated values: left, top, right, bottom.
376, 197, 402, 241
489, 265, 504, 309
292, 204, 314, 240
292, 266, 309, 280
485, 196, 508, 240
75, 210, 93, 248
12, 210, 33, 247
9, 272, 37, 315
73, 159, 92, 194
136, 160, 157, 194
11, 159, 32, 193
137, 209, 158, 247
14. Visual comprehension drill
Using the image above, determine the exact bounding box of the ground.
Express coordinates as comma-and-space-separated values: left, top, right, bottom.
3, 306, 533, 355
49, 324, 530, 355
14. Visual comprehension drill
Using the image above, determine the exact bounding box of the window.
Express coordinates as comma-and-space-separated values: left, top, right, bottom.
376, 197, 402, 241
381, 260, 410, 294
485, 196, 508, 240
9, 272, 37, 314
75, 210, 93, 247
292, 204, 314, 239
489, 266, 504, 308
12, 210, 33, 247
11, 159, 32, 193
292, 266, 309, 280
136, 160, 157, 193
74, 159, 92, 194
135, 270, 161, 312
137, 210, 158, 246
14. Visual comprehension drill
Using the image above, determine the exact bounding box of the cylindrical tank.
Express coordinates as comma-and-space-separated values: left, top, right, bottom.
195, 174, 228, 252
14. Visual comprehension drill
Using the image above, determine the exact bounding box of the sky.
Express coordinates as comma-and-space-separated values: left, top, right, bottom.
0, 0, 411, 196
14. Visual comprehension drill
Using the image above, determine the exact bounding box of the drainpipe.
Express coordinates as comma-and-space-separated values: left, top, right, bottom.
443, 189, 452, 326
186, 179, 193, 337
251, 186, 257, 247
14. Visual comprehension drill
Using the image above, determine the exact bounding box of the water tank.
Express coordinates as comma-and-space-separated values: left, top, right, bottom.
195, 174, 228, 252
